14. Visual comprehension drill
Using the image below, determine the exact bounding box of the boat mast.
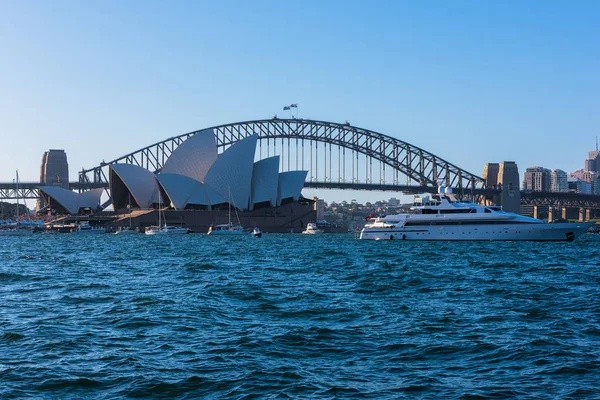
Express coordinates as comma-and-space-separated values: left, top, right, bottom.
158, 190, 162, 227
15, 171, 19, 223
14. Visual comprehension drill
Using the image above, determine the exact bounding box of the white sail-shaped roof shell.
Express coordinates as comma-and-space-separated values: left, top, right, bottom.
38, 186, 103, 215
186, 183, 227, 207
156, 173, 201, 209
204, 135, 258, 211
38, 186, 80, 215
79, 188, 103, 209
277, 171, 308, 205
251, 156, 280, 209
110, 164, 160, 209
157, 173, 228, 209
161, 129, 218, 182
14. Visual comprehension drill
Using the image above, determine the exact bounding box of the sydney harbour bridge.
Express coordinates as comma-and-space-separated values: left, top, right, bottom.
2, 118, 600, 212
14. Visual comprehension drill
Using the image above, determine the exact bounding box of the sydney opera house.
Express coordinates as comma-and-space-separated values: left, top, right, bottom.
38, 130, 316, 232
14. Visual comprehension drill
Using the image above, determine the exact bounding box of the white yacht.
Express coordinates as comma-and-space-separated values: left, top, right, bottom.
208, 223, 244, 236
114, 226, 138, 235
207, 187, 244, 236
360, 186, 593, 242
72, 221, 106, 234
302, 223, 322, 235
145, 225, 190, 235
251, 227, 262, 238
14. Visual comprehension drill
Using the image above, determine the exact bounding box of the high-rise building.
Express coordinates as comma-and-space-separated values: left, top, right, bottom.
550, 169, 568, 192
579, 181, 593, 194
522, 166, 550, 192
584, 138, 600, 172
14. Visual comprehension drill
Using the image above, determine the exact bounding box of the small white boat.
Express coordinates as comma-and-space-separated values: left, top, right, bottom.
251, 227, 262, 238
208, 187, 244, 236
302, 223, 322, 234
114, 226, 138, 235
208, 223, 244, 235
145, 192, 189, 235
145, 225, 190, 235
73, 222, 106, 234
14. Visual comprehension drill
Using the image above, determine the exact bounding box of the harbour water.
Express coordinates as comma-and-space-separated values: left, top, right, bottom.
1, 233, 600, 398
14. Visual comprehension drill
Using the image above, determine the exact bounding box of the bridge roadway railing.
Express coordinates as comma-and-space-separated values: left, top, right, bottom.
0, 182, 109, 200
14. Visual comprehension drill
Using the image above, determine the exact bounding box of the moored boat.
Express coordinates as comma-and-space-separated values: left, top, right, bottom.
208, 223, 244, 235
72, 222, 106, 234
207, 187, 244, 236
302, 223, 322, 235
114, 226, 138, 235
145, 225, 190, 235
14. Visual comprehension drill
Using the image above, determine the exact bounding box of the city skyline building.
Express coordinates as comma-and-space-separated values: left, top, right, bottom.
550, 169, 568, 192
522, 166, 550, 192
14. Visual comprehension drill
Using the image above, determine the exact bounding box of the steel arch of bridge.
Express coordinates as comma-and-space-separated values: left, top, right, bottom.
79, 118, 485, 196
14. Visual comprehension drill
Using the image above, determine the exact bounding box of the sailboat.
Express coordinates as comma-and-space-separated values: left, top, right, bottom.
145, 191, 189, 235
0, 171, 33, 236
207, 187, 243, 235
115, 195, 137, 235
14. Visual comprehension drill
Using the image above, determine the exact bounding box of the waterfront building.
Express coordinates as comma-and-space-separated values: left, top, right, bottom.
107, 131, 307, 212
550, 169, 568, 192
38, 130, 314, 232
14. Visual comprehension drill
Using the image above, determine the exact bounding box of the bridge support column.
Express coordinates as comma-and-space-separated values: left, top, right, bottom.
533, 206, 539, 220
586, 209, 591, 222
562, 207, 568, 220
548, 207, 554, 223
579, 208, 585, 222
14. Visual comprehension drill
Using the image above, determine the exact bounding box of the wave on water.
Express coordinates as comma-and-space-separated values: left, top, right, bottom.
1, 234, 600, 398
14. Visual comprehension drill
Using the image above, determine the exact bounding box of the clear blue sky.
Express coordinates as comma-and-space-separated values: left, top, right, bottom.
1, 0, 598, 203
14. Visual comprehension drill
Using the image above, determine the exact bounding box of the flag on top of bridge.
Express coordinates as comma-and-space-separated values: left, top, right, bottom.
290, 103, 298, 108
283, 106, 291, 110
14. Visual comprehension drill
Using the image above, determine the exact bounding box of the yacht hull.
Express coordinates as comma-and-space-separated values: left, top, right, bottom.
359, 222, 594, 241
208, 230, 243, 236
145, 228, 189, 235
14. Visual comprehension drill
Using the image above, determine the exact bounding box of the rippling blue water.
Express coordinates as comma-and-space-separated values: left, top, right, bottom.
1, 233, 600, 398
